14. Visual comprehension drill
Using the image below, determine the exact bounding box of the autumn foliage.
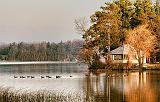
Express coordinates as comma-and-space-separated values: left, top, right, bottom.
126, 24, 157, 68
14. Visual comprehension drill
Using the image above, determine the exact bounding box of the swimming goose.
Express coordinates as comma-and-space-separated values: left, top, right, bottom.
31, 76, 35, 79
14, 76, 18, 78
56, 76, 61, 78
41, 76, 45, 79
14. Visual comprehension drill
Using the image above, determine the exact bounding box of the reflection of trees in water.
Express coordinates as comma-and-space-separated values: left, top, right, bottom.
124, 71, 157, 102
0, 64, 50, 74
84, 70, 125, 102
0, 63, 81, 74
84, 70, 158, 102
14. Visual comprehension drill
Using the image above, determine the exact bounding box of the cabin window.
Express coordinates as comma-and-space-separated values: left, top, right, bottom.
114, 55, 123, 60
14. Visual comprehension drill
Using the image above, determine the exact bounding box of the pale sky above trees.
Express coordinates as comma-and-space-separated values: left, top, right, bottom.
0, 0, 108, 43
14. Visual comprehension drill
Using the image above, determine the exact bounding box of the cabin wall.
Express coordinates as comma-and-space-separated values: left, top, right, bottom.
112, 55, 146, 64
99, 55, 146, 64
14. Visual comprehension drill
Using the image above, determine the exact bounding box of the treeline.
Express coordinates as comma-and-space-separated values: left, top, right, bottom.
0, 40, 83, 61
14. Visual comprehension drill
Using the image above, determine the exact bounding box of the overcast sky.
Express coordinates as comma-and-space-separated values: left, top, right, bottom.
0, 0, 109, 43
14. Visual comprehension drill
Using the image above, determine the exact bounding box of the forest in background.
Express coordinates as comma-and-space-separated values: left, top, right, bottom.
0, 40, 83, 61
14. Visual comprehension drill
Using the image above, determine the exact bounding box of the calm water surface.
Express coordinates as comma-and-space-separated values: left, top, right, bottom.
0, 63, 160, 102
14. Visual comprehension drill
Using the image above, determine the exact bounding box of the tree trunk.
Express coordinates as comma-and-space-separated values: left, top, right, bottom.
142, 57, 144, 68
137, 50, 144, 69
138, 57, 143, 69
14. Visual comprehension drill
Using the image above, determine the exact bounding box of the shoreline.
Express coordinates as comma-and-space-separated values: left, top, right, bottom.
0, 61, 77, 65
89, 63, 160, 70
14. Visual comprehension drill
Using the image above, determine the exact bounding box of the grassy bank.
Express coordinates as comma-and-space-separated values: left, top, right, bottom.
0, 87, 84, 102
89, 62, 160, 70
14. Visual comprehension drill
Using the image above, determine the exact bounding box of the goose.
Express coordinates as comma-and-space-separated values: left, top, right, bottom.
48, 76, 52, 78
27, 76, 30, 78
31, 76, 34, 78
46, 75, 52, 78
41, 76, 45, 79
56, 76, 61, 78
14, 76, 18, 78
20, 76, 25, 78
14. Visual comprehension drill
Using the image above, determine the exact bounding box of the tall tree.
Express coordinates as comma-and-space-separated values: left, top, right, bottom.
126, 24, 157, 68
76, 0, 160, 67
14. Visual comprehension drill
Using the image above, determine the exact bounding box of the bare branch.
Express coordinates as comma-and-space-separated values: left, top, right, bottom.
74, 17, 88, 35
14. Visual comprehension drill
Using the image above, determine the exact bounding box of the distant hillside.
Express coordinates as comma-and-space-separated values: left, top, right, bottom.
0, 40, 83, 61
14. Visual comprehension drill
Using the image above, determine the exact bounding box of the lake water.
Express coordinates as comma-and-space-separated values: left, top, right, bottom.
0, 63, 160, 102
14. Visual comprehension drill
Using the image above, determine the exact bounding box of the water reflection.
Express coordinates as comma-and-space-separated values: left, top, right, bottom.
85, 70, 159, 102
0, 63, 86, 74
0, 64, 159, 102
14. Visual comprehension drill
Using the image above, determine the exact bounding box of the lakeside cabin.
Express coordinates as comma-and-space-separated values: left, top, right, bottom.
100, 44, 146, 64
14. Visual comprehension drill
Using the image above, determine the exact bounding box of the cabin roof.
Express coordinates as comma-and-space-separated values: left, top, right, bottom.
111, 44, 136, 55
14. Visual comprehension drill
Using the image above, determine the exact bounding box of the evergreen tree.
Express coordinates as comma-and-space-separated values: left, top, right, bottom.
76, 0, 160, 65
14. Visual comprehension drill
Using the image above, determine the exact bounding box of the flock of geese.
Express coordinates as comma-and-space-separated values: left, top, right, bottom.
14, 75, 73, 79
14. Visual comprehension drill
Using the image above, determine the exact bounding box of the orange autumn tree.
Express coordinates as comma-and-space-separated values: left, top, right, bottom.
126, 24, 157, 68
